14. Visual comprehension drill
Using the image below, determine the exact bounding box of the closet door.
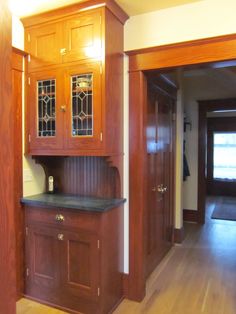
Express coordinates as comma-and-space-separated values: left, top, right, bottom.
146, 80, 175, 278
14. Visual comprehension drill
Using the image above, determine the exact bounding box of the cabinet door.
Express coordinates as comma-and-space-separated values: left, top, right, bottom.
62, 10, 102, 64
64, 63, 103, 152
27, 70, 64, 153
60, 230, 100, 300
26, 22, 62, 71
25, 225, 61, 301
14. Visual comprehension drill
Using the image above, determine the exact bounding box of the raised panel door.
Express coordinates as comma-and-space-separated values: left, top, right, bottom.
25, 225, 60, 302
62, 10, 102, 64
27, 69, 64, 153
26, 23, 62, 71
64, 63, 103, 152
60, 230, 100, 300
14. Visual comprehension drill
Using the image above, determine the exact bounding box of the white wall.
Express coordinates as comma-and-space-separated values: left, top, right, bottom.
125, 0, 236, 51
183, 73, 236, 210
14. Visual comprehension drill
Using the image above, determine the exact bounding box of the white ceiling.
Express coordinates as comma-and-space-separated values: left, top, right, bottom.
9, 0, 202, 18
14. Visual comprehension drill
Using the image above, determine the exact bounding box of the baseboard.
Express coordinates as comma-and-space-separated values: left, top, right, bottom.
183, 209, 198, 222
174, 227, 185, 244
122, 273, 129, 298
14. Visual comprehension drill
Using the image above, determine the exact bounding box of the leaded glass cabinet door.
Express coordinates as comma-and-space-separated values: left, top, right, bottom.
65, 63, 103, 152
28, 70, 64, 153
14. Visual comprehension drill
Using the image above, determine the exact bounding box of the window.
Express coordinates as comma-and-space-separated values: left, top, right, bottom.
213, 132, 236, 180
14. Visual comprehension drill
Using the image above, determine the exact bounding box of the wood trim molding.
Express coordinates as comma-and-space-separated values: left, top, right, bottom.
21, 0, 129, 27
183, 210, 198, 223
174, 227, 185, 244
127, 34, 236, 72
0, 3, 16, 313
122, 273, 129, 298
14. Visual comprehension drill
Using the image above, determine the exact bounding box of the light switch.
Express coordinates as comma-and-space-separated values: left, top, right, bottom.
23, 168, 33, 182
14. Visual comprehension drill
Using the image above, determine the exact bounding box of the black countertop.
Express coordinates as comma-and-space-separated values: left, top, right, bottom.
21, 193, 126, 212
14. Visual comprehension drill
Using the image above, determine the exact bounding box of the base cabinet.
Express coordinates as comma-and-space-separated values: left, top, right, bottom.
24, 205, 123, 314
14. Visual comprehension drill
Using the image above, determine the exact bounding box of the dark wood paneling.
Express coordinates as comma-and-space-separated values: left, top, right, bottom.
35, 156, 121, 198
12, 50, 24, 300
129, 71, 147, 301
173, 227, 185, 244
0, 3, 16, 313
104, 8, 124, 156
183, 210, 198, 223
207, 116, 236, 196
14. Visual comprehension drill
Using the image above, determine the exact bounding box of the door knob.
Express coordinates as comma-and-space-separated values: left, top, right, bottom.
57, 234, 64, 241
60, 105, 66, 112
55, 214, 65, 222
60, 48, 67, 55
157, 184, 167, 194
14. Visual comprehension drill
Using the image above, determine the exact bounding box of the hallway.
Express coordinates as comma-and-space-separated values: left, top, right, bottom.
17, 197, 236, 314
114, 196, 236, 314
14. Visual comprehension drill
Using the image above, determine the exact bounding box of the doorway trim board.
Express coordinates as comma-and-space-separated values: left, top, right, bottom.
127, 33, 236, 302
198, 98, 236, 223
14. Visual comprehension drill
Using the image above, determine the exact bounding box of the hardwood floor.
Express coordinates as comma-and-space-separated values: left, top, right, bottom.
17, 196, 236, 314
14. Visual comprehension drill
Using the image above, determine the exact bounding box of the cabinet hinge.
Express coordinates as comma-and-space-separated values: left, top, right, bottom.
28, 54, 31, 63
28, 77, 31, 85
100, 132, 103, 142
26, 268, 29, 277
97, 287, 100, 297
28, 134, 31, 143
25, 227, 28, 236
27, 34, 30, 42
97, 240, 100, 249
172, 113, 176, 121
100, 64, 103, 75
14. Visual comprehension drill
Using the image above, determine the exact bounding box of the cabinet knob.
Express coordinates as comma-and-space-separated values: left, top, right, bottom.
55, 214, 65, 222
60, 48, 67, 55
60, 105, 66, 112
57, 233, 64, 241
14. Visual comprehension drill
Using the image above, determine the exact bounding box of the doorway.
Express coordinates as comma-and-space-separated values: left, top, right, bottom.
128, 34, 236, 301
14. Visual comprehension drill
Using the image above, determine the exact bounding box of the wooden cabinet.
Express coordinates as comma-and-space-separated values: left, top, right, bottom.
22, 1, 128, 156
25, 10, 101, 71
24, 205, 124, 314
28, 62, 102, 154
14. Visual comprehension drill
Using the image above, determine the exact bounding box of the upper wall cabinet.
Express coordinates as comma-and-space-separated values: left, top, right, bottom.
22, 0, 129, 156
25, 10, 102, 71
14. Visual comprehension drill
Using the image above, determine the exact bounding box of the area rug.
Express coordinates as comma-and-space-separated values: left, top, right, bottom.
211, 198, 236, 221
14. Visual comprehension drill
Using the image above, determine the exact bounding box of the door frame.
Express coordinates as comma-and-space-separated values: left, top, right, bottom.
127, 34, 236, 301
198, 98, 236, 223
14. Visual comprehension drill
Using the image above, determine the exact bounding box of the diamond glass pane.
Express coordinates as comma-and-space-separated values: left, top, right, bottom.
71, 74, 93, 136
37, 79, 56, 137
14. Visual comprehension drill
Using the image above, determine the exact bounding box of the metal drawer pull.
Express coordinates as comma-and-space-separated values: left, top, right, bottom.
55, 214, 65, 222
57, 234, 64, 241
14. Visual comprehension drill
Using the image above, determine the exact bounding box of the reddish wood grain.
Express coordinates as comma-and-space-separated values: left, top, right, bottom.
12, 50, 24, 300
0, 3, 16, 313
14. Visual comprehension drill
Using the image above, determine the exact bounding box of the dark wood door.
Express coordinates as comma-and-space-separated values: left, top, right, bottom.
64, 62, 103, 153
146, 83, 175, 278
25, 22, 62, 71
27, 69, 64, 153
25, 225, 61, 303
62, 10, 102, 64
60, 230, 100, 301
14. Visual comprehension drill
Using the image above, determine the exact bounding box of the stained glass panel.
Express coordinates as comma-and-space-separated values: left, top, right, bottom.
71, 74, 93, 136
37, 79, 56, 137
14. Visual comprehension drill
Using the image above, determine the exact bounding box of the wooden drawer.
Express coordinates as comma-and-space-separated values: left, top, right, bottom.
25, 206, 100, 233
